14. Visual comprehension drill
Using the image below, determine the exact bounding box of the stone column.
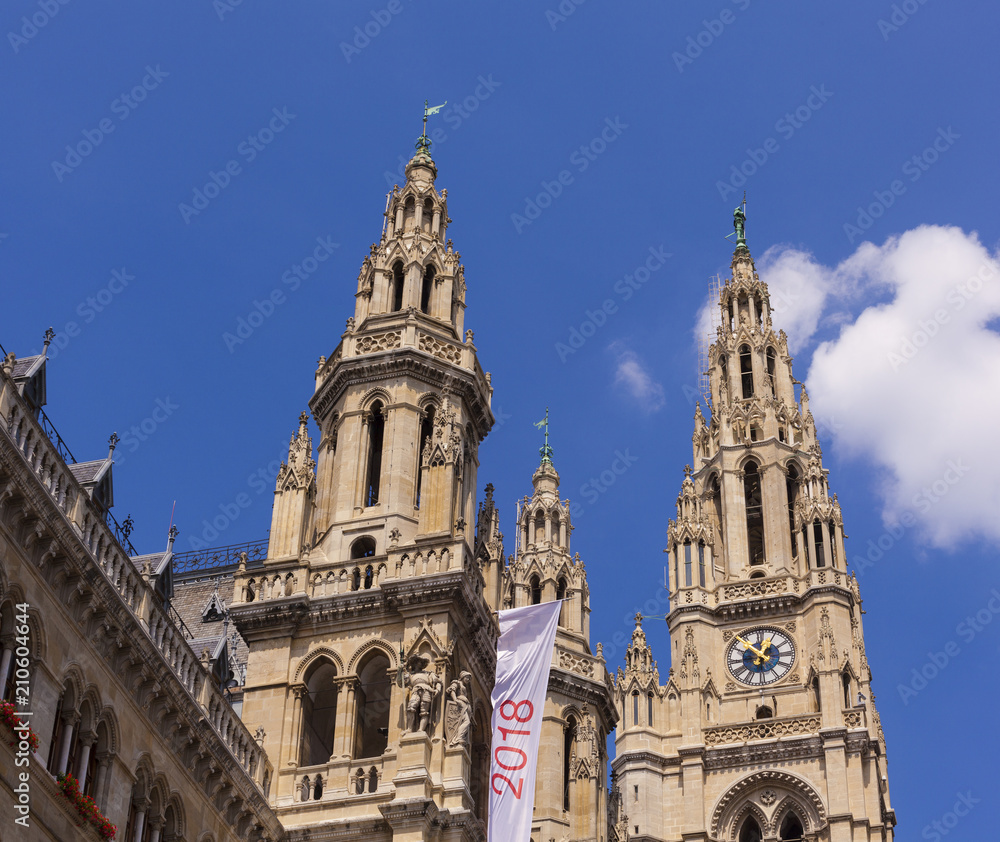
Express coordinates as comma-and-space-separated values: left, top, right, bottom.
147, 818, 164, 842
285, 686, 306, 768
75, 733, 96, 791
56, 711, 78, 776
333, 677, 358, 758
93, 752, 111, 807
131, 799, 149, 842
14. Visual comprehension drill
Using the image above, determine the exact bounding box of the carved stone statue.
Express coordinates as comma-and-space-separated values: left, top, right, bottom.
445, 671, 473, 747
404, 655, 442, 733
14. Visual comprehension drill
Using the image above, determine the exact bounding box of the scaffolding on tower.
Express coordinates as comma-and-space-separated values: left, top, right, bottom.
698, 273, 724, 408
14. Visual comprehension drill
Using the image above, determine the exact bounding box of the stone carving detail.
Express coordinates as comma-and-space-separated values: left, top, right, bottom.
843, 709, 863, 728
559, 649, 595, 677
722, 630, 733, 641
723, 578, 787, 600
404, 654, 442, 733
760, 789, 777, 805
703, 715, 822, 746
355, 331, 402, 354
418, 332, 462, 363
445, 671, 473, 747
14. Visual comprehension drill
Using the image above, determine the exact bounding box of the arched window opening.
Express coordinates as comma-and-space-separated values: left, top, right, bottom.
351, 568, 361, 591
300, 660, 338, 767
364, 565, 374, 589
683, 541, 693, 587
124, 797, 152, 842
390, 262, 405, 311
420, 265, 435, 314
556, 577, 568, 625
365, 402, 385, 507
811, 675, 821, 712
739, 815, 763, 842
843, 673, 852, 709
351, 537, 376, 560
744, 462, 765, 566
313, 776, 324, 800
563, 716, 577, 811
632, 692, 639, 726
750, 570, 766, 579
534, 511, 545, 544
766, 347, 777, 395
369, 766, 379, 792
778, 426, 786, 443
786, 465, 800, 559
416, 406, 434, 508
755, 705, 773, 720
422, 198, 434, 233
47, 688, 78, 776
403, 197, 416, 232
354, 654, 391, 758
813, 520, 826, 567
705, 700, 712, 722
698, 541, 706, 586
739, 345, 754, 399
719, 355, 729, 398
829, 520, 838, 568
749, 423, 760, 442
779, 812, 805, 841
354, 768, 365, 794
647, 693, 654, 726
529, 575, 541, 606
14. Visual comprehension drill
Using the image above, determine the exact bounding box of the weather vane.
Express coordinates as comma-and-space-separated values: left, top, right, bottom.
416, 99, 447, 153
534, 407, 553, 465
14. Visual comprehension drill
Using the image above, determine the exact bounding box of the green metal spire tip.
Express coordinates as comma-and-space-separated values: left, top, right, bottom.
533, 407, 553, 466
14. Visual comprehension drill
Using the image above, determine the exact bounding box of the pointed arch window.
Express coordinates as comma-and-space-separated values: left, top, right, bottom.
811, 675, 821, 712
813, 519, 826, 567
744, 461, 765, 566
300, 660, 338, 766
391, 262, 405, 312
739, 344, 754, 399
351, 537, 376, 559
719, 354, 729, 398
766, 347, 777, 395
529, 575, 541, 606
364, 402, 385, 507
698, 541, 706, 587
364, 565, 374, 589
739, 815, 763, 842
683, 541, 692, 587
421, 265, 435, 314
632, 691, 639, 726
354, 654, 391, 758
563, 715, 577, 811
779, 812, 805, 841
843, 672, 852, 709
416, 406, 434, 508
647, 692, 654, 726
556, 577, 568, 625
786, 465, 800, 559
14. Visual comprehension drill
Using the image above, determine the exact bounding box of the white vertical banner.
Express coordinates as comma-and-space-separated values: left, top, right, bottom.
488, 601, 561, 842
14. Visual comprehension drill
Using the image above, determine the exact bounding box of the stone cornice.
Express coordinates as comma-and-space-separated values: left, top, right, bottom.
548, 668, 618, 729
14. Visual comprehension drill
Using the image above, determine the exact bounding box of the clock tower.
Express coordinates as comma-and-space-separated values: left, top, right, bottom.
610, 212, 896, 842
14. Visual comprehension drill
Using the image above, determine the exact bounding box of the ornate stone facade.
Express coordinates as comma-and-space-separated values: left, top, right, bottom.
610, 221, 896, 842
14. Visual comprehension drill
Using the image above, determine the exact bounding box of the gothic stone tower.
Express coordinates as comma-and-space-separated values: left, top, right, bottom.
611, 215, 896, 842
230, 141, 503, 842
502, 439, 618, 842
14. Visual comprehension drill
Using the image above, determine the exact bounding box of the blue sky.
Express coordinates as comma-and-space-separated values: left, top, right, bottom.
2, 1, 998, 836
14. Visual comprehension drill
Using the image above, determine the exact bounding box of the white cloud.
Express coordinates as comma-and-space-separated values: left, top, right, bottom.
797, 226, 1000, 547
610, 343, 665, 412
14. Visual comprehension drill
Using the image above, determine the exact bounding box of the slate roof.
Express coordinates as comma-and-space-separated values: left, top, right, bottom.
130, 550, 171, 575
68, 460, 107, 483
171, 573, 249, 679
11, 355, 42, 379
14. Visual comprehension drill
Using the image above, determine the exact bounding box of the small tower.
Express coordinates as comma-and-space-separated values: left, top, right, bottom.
267, 412, 317, 559
503, 418, 618, 842
612, 209, 895, 842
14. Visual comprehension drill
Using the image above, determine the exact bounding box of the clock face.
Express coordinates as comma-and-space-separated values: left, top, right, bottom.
726, 627, 795, 686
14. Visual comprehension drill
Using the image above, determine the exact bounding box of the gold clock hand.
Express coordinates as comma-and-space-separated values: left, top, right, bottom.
735, 634, 766, 661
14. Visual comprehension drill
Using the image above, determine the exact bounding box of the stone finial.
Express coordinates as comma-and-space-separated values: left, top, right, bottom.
108, 432, 120, 459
